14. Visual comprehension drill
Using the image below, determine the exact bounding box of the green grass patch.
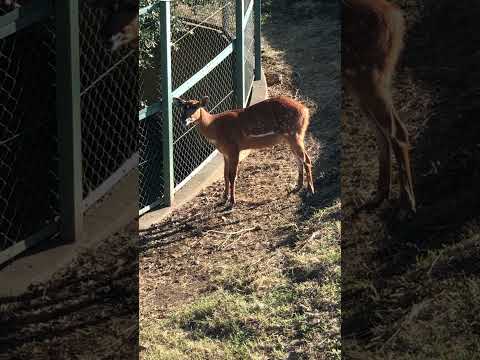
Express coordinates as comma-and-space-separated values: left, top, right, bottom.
141, 168, 341, 359
141, 188, 341, 359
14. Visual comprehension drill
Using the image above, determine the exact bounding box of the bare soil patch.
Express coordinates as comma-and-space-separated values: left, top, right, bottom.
0, 223, 139, 359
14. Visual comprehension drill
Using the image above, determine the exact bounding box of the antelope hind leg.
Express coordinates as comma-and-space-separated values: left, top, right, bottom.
391, 111, 416, 213
288, 155, 304, 193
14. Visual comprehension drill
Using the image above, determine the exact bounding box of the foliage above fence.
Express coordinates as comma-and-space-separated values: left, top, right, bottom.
139, 0, 227, 72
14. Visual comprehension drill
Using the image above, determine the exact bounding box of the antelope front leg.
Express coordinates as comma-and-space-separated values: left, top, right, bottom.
391, 111, 416, 213
226, 152, 239, 208
304, 151, 315, 194
354, 87, 393, 211
222, 155, 230, 203
373, 125, 392, 205
292, 155, 304, 192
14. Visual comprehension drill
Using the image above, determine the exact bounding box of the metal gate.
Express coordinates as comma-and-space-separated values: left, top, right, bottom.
139, 0, 261, 214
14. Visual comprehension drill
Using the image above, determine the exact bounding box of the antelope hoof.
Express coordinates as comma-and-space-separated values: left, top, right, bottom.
289, 183, 303, 194
390, 198, 416, 221
216, 194, 229, 207
225, 199, 236, 210
399, 191, 417, 214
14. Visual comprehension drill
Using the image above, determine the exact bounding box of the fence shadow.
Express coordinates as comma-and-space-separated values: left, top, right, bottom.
342, 3, 480, 345
0, 226, 138, 358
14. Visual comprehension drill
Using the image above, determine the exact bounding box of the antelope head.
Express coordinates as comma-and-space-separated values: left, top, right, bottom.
174, 96, 209, 127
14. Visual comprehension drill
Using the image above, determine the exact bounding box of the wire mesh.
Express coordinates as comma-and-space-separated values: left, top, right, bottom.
139, 0, 258, 211
139, 0, 164, 109
0, 15, 58, 251
244, 0, 252, 14
79, 0, 138, 201
171, 0, 235, 89
139, 1, 164, 211
139, 112, 164, 210
171, 0, 236, 187
173, 53, 235, 187
139, 0, 236, 211
140, 51, 161, 109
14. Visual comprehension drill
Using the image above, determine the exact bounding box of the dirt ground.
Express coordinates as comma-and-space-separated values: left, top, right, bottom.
140, 1, 340, 359
0, 222, 139, 359
342, 0, 480, 358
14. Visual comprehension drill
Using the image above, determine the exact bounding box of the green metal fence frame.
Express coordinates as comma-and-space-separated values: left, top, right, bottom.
0, 0, 83, 264
56, 0, 84, 244
159, 0, 174, 206
139, 0, 262, 214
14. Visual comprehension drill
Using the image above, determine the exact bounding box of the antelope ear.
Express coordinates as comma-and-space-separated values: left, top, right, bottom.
200, 96, 209, 106
173, 97, 185, 106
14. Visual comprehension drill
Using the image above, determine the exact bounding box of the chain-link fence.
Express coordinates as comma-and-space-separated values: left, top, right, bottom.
171, 0, 235, 189
173, 53, 235, 188
1, 0, 138, 264
139, 0, 261, 214
139, 111, 164, 212
80, 1, 138, 208
0, 3, 58, 260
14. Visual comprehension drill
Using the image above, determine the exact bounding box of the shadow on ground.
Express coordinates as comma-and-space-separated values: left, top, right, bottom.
342, 1, 480, 357
261, 0, 341, 222
0, 223, 138, 358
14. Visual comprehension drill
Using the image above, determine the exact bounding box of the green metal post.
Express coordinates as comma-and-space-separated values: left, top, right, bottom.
254, 0, 262, 80
222, 2, 229, 33
235, 0, 245, 108
56, 0, 83, 242
160, 0, 174, 205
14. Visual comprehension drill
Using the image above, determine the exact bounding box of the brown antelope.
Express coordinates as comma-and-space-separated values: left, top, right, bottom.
174, 96, 315, 207
85, 0, 138, 51
342, 0, 416, 213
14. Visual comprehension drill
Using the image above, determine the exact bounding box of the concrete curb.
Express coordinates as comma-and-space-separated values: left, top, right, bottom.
140, 69, 268, 230
0, 170, 137, 296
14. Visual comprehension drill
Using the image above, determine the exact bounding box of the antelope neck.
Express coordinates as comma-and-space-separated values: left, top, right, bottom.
196, 108, 216, 132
